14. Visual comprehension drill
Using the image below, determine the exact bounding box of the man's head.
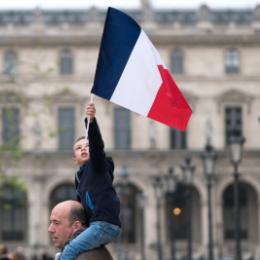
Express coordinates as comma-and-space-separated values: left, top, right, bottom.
48, 200, 86, 249
73, 136, 90, 166
0, 244, 8, 255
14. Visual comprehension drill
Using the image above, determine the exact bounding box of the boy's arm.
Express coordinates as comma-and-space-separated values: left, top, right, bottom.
85, 102, 107, 173
86, 118, 106, 173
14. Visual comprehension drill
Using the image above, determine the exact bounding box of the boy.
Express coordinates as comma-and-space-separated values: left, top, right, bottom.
60, 102, 121, 260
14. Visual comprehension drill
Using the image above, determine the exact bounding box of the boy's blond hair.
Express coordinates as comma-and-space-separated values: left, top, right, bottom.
74, 136, 86, 144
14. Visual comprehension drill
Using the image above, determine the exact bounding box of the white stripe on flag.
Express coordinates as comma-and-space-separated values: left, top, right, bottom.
111, 30, 162, 116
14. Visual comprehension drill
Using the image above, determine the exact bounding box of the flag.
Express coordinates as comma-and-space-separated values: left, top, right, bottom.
91, 7, 192, 131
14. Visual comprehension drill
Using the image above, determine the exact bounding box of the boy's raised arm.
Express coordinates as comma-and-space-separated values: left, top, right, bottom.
85, 103, 106, 172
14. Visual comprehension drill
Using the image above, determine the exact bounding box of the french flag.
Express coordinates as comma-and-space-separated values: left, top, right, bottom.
92, 7, 192, 131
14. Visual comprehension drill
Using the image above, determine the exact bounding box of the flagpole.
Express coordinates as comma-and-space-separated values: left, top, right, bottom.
85, 93, 94, 140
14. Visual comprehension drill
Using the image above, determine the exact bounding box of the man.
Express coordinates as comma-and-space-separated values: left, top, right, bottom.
0, 244, 11, 260
48, 200, 113, 260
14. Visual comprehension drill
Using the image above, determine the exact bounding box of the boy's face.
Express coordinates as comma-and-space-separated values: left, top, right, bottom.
73, 138, 90, 166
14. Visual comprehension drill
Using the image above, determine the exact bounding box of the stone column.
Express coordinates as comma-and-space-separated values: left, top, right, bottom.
28, 174, 48, 255
144, 187, 158, 260
201, 197, 208, 258
255, 199, 260, 260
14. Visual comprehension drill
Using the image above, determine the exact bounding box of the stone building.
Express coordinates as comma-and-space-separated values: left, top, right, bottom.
0, 2, 260, 260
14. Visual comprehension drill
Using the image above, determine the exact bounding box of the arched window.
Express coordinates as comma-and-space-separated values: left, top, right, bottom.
165, 183, 187, 240
170, 48, 184, 75
223, 182, 250, 240
3, 49, 17, 76
165, 183, 201, 243
115, 183, 144, 245
49, 183, 76, 210
0, 179, 27, 241
59, 49, 74, 75
225, 48, 240, 74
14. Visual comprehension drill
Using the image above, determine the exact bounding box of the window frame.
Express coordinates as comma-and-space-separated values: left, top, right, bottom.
114, 106, 131, 150
3, 49, 18, 76
59, 48, 74, 75
170, 48, 184, 75
1, 106, 21, 147
0, 181, 27, 242
224, 48, 240, 75
224, 105, 243, 146
170, 128, 187, 150
57, 106, 76, 151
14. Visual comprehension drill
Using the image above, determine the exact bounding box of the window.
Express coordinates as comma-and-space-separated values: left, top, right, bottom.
59, 49, 74, 75
58, 107, 75, 150
114, 107, 131, 149
170, 128, 187, 149
50, 183, 76, 210
165, 183, 188, 240
225, 106, 242, 145
223, 183, 248, 239
2, 107, 20, 146
170, 48, 184, 75
3, 49, 17, 76
0, 181, 27, 241
225, 48, 240, 74
116, 183, 144, 244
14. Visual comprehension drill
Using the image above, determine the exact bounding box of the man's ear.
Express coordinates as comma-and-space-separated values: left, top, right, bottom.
72, 220, 82, 232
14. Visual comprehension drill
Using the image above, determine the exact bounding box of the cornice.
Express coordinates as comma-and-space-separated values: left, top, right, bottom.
0, 90, 29, 105
216, 89, 254, 113
0, 32, 102, 46
0, 30, 260, 46
150, 32, 260, 45
0, 6, 260, 47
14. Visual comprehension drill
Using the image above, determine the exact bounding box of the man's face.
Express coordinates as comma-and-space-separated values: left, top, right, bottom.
73, 138, 89, 166
48, 206, 75, 249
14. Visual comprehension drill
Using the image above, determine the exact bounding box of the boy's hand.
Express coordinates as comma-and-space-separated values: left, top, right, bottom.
86, 103, 96, 122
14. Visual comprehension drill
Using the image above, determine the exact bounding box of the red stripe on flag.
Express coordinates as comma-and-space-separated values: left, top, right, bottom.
147, 65, 192, 131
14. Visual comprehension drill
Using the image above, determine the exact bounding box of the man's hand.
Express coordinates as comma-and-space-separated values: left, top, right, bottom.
86, 103, 96, 122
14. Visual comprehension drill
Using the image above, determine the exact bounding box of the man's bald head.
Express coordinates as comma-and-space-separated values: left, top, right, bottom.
48, 200, 86, 249
65, 200, 86, 226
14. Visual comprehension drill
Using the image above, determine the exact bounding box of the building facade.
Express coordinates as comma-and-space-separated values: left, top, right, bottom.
0, 3, 260, 260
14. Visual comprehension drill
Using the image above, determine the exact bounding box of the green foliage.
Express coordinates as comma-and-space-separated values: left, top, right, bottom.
0, 175, 26, 192
0, 175, 27, 210
42, 95, 54, 112
48, 130, 57, 139
0, 142, 24, 172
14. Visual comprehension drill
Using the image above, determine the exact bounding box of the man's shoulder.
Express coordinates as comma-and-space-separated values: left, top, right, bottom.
76, 246, 113, 260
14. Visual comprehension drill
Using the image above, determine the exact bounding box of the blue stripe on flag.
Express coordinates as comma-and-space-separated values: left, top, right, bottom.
92, 7, 141, 99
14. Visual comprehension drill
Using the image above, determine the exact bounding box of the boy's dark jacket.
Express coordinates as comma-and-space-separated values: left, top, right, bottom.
75, 118, 121, 227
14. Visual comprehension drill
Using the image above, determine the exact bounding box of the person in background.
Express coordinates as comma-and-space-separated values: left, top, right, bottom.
12, 252, 26, 260
0, 244, 12, 260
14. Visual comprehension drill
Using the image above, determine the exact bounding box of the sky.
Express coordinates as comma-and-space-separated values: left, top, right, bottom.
0, 0, 259, 10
